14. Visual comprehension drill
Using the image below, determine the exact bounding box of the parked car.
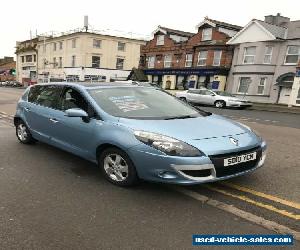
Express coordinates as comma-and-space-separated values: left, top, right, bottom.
176, 89, 252, 108
14, 83, 266, 186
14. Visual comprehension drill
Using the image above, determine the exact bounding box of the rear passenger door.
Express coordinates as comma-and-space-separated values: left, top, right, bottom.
186, 89, 201, 103
25, 85, 63, 142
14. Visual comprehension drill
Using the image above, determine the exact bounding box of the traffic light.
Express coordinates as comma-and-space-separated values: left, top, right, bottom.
9, 68, 16, 76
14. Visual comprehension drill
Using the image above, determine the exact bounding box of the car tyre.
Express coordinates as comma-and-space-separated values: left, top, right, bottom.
215, 100, 226, 108
15, 120, 36, 144
179, 97, 187, 102
98, 147, 139, 187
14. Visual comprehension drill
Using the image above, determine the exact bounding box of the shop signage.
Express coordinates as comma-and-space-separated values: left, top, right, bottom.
144, 68, 228, 76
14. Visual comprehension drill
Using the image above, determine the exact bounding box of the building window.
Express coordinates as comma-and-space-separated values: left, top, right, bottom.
197, 51, 207, 66
257, 77, 266, 95
147, 56, 155, 68
59, 57, 62, 68
33, 55, 36, 62
71, 55, 76, 67
59, 41, 63, 50
116, 58, 125, 70
213, 50, 222, 66
118, 42, 126, 51
284, 46, 300, 65
92, 56, 100, 68
93, 39, 101, 48
237, 77, 251, 94
185, 54, 193, 67
156, 35, 165, 46
53, 57, 56, 68
202, 28, 212, 41
243, 47, 256, 64
26, 55, 32, 62
72, 39, 76, 48
263, 46, 273, 64
21, 56, 24, 63
53, 43, 57, 51
164, 55, 172, 68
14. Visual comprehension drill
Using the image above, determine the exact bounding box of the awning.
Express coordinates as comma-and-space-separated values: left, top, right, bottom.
276, 72, 295, 88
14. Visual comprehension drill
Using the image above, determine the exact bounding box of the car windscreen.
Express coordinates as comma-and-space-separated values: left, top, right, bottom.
88, 87, 208, 119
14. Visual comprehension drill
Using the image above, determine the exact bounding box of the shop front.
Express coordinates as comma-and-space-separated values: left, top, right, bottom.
144, 68, 229, 90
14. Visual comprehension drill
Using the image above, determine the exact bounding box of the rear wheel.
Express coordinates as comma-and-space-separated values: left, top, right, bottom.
215, 100, 226, 108
16, 121, 35, 144
98, 147, 139, 187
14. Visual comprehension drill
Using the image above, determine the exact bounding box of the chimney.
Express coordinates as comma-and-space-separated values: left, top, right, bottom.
264, 13, 290, 27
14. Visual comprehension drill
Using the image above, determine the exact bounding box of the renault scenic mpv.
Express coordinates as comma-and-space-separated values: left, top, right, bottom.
14, 83, 267, 186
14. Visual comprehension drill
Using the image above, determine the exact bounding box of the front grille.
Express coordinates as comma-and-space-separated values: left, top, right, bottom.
181, 169, 211, 178
209, 147, 262, 178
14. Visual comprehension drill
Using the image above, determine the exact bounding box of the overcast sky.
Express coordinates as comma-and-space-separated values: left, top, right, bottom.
0, 0, 298, 58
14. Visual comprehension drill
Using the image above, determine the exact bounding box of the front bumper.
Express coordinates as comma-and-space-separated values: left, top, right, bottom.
127, 141, 266, 185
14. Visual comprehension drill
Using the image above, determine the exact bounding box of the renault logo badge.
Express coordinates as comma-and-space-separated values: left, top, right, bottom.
230, 137, 239, 146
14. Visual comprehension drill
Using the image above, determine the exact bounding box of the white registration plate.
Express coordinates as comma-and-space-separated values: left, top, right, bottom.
224, 152, 256, 167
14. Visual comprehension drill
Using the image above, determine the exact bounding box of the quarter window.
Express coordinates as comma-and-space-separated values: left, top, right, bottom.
284, 46, 300, 65
213, 51, 222, 66
257, 77, 266, 95
238, 77, 251, 94
185, 54, 193, 67
197, 51, 207, 66
243, 47, 256, 64
202, 28, 212, 41
263, 46, 273, 64
164, 55, 172, 68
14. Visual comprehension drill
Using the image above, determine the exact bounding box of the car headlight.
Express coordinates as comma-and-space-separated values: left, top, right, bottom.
134, 131, 203, 157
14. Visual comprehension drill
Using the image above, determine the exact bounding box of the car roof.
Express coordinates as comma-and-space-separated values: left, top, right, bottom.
31, 81, 155, 90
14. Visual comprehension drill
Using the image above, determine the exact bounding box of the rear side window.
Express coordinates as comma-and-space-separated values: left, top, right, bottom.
28, 85, 63, 109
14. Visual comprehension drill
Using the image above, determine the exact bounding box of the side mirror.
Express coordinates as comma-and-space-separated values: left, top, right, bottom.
65, 108, 89, 122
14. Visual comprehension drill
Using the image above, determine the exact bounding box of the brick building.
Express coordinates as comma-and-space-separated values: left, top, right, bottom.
0, 57, 16, 81
139, 18, 242, 90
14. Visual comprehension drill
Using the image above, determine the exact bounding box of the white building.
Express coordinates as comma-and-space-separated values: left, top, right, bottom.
16, 29, 146, 84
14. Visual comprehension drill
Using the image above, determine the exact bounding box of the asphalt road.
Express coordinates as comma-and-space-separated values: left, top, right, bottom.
0, 87, 299, 249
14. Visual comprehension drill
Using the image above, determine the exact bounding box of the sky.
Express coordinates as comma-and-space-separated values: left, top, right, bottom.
0, 0, 299, 58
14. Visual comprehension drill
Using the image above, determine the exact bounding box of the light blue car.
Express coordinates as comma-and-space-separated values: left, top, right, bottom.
14, 83, 267, 186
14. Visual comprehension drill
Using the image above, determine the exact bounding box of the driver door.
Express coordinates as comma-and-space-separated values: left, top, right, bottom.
49, 87, 98, 159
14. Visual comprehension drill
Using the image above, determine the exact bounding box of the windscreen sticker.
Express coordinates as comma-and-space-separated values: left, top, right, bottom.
109, 96, 149, 112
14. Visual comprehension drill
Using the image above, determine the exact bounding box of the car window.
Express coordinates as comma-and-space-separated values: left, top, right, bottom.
187, 89, 200, 94
199, 90, 212, 95
30, 85, 63, 109
60, 87, 96, 118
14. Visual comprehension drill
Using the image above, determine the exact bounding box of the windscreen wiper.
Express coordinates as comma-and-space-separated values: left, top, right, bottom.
164, 115, 198, 120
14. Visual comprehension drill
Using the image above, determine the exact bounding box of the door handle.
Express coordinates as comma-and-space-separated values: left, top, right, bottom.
24, 107, 30, 112
49, 118, 59, 123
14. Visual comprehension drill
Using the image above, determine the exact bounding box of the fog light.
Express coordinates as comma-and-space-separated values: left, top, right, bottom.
157, 171, 177, 179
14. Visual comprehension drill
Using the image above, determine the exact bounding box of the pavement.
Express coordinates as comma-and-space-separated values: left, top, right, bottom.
0, 87, 299, 249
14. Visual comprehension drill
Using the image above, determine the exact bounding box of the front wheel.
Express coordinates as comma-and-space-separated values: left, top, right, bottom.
98, 147, 139, 187
16, 121, 36, 144
215, 100, 226, 108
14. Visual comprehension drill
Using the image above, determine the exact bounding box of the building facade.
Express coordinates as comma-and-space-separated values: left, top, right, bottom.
36, 31, 146, 82
0, 57, 16, 81
227, 14, 300, 105
15, 38, 38, 85
139, 18, 242, 90
289, 60, 300, 106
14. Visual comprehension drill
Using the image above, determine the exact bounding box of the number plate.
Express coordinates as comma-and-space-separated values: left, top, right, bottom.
224, 152, 257, 167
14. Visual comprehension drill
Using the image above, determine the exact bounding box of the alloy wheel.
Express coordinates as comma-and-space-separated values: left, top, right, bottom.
17, 124, 28, 142
103, 154, 129, 182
